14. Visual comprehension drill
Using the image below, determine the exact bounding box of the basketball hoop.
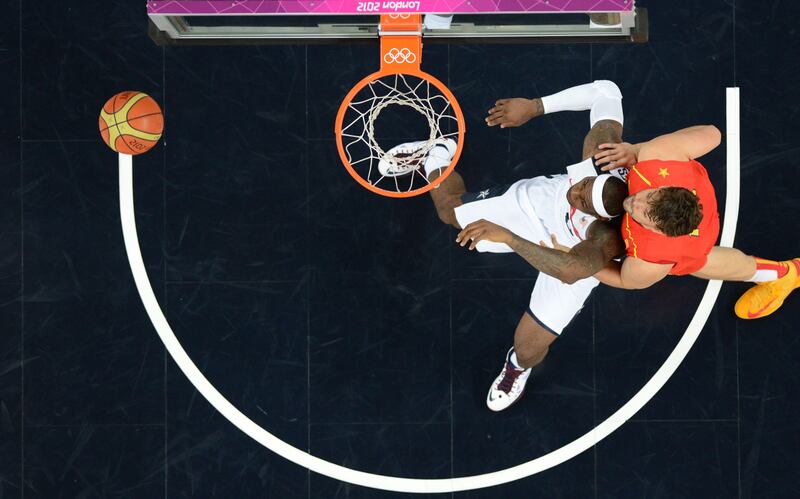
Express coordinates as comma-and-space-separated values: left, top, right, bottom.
334, 14, 466, 198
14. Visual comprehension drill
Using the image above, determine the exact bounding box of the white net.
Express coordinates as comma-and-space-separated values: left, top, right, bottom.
339, 73, 461, 193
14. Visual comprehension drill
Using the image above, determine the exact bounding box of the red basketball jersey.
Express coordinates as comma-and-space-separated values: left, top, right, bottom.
622, 159, 720, 275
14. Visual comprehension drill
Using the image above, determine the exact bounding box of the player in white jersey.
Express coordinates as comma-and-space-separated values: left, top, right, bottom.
419, 81, 630, 411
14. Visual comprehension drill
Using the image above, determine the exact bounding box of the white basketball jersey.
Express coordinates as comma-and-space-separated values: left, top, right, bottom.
453, 174, 597, 253
511, 174, 595, 249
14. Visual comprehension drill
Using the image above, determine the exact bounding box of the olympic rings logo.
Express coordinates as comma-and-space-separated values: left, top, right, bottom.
389, 13, 411, 19
383, 47, 417, 64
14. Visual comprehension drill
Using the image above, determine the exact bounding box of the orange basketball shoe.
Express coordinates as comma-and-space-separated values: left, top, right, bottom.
735, 258, 800, 319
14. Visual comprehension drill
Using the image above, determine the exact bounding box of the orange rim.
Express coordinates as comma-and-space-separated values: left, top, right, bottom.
334, 69, 465, 198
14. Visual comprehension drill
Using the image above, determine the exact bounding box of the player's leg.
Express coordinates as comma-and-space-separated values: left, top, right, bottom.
692, 246, 800, 319
691, 247, 757, 281
428, 168, 466, 228
486, 274, 599, 411
426, 141, 527, 233
485, 313, 556, 412
401, 138, 464, 228
513, 312, 557, 368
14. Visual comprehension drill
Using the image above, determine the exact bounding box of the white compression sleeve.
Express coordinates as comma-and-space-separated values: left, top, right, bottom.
540, 80, 624, 127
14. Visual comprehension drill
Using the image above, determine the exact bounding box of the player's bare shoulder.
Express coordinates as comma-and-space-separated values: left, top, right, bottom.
586, 218, 626, 259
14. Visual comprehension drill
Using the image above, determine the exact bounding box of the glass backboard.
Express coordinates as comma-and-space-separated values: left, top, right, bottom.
147, 0, 647, 45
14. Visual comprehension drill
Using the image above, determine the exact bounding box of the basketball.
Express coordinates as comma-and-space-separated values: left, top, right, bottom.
98, 91, 164, 155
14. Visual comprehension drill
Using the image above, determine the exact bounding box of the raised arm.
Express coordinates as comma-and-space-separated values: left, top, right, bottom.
455, 219, 624, 285
486, 81, 623, 130
595, 125, 722, 169
639, 125, 721, 162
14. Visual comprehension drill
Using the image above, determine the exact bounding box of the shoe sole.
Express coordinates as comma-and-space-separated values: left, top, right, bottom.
378, 139, 456, 177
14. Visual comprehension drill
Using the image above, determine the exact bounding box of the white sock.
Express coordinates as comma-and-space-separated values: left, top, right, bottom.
540, 80, 624, 127
423, 145, 452, 178
746, 258, 792, 282
747, 269, 782, 282
509, 351, 526, 371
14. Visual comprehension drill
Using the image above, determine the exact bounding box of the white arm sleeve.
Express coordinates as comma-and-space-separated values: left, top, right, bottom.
540, 80, 624, 127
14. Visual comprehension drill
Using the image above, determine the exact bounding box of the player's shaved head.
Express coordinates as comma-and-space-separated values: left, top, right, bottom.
601, 177, 627, 217
567, 175, 627, 218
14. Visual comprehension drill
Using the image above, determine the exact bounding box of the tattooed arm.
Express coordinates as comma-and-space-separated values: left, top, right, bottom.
455, 219, 625, 285
508, 235, 593, 284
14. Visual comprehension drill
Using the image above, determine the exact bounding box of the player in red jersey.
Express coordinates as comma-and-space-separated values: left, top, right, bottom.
479, 102, 799, 318
589, 126, 799, 319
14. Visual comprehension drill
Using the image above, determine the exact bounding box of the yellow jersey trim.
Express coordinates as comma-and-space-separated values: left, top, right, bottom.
625, 215, 638, 259
632, 166, 652, 187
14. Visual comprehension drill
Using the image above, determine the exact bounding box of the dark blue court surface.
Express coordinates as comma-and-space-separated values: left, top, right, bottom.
2, 1, 800, 497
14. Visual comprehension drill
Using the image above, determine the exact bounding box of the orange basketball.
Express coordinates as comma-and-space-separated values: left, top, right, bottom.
98, 91, 164, 155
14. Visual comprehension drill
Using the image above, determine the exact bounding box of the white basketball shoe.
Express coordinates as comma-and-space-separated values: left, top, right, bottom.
378, 138, 457, 177
486, 347, 532, 412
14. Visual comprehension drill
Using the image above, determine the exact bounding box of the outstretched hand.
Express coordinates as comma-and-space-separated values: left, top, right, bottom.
456, 220, 513, 250
485, 98, 541, 128
594, 142, 638, 170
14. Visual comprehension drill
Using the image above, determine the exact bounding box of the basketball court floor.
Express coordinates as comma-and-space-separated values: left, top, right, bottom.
1, 1, 800, 497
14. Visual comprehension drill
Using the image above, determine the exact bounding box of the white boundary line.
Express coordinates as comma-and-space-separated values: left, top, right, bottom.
118, 88, 740, 493
722, 88, 740, 248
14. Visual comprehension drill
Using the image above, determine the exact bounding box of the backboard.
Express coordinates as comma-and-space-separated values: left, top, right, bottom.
148, 0, 647, 45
